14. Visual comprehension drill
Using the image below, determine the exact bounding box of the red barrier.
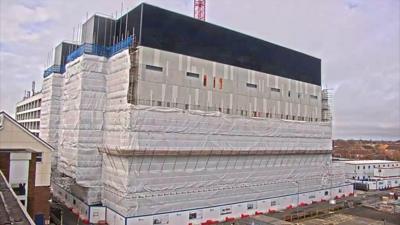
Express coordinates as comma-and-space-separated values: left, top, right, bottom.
97, 220, 108, 225
268, 209, 276, 213
255, 211, 263, 215
241, 214, 249, 218
225, 217, 235, 222
82, 218, 90, 224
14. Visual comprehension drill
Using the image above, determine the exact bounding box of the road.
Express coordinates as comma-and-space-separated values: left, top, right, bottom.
50, 201, 85, 225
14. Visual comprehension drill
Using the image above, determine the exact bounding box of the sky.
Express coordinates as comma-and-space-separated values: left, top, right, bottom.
0, 0, 399, 140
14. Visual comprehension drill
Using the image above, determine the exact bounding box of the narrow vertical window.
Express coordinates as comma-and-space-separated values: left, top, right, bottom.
219, 78, 223, 89
213, 77, 216, 88
203, 75, 207, 87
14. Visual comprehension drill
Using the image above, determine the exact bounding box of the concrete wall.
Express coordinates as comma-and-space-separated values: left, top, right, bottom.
136, 46, 322, 121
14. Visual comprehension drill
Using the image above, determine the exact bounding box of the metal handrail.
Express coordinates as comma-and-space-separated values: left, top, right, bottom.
43, 65, 65, 78
65, 36, 134, 63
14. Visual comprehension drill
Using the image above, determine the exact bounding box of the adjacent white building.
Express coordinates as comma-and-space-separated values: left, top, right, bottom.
15, 91, 42, 137
343, 160, 400, 190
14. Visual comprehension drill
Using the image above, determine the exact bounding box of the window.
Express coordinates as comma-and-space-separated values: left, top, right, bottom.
252, 111, 257, 117
339, 189, 342, 193
220, 207, 232, 215
363, 166, 365, 169
271, 201, 277, 206
271, 88, 280, 92
247, 203, 254, 209
156, 101, 162, 106
324, 191, 329, 196
213, 77, 216, 88
266, 113, 270, 118
189, 212, 197, 220
145, 65, 163, 72
288, 91, 291, 97
36, 153, 43, 162
226, 108, 231, 114
309, 195, 315, 199
246, 83, 257, 88
186, 72, 200, 78
203, 75, 207, 86
219, 78, 223, 89
185, 104, 189, 110
166, 102, 171, 107
310, 95, 318, 99
73, 199, 76, 205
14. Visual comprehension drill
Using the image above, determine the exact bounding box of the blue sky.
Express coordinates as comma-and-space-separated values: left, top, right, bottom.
0, 0, 399, 140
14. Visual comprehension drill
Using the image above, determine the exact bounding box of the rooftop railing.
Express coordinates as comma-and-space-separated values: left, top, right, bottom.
66, 36, 134, 63
43, 36, 134, 78
43, 65, 65, 78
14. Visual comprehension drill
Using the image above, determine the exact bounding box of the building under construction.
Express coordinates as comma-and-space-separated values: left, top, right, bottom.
40, 3, 353, 225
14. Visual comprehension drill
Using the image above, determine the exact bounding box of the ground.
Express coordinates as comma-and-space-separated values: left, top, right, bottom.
217, 189, 400, 225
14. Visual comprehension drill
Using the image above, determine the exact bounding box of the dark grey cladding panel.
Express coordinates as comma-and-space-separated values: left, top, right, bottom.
115, 5, 142, 45
54, 42, 79, 66
139, 4, 321, 86
83, 7, 141, 46
82, 15, 117, 46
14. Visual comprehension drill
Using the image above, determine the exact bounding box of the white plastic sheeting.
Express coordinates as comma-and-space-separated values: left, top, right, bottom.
57, 54, 108, 186
104, 106, 332, 152
101, 153, 347, 216
40, 73, 64, 167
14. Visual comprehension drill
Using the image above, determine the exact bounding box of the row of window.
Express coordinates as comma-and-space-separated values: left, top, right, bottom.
16, 99, 41, 112
357, 164, 399, 170
20, 121, 40, 131
137, 99, 319, 122
16, 110, 41, 121
146, 64, 319, 100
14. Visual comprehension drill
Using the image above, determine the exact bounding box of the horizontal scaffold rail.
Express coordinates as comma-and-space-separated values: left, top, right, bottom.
98, 148, 331, 157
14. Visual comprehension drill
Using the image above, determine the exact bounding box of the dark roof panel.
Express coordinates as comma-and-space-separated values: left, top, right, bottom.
139, 3, 321, 86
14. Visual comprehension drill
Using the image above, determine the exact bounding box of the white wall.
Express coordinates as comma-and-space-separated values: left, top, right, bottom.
106, 208, 125, 225
123, 185, 353, 225
90, 207, 106, 223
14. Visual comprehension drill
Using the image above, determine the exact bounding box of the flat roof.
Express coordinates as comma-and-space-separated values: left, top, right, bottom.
344, 160, 399, 165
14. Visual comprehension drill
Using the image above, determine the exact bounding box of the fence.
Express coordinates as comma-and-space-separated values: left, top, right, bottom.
66, 36, 134, 63
43, 65, 66, 78
43, 36, 134, 78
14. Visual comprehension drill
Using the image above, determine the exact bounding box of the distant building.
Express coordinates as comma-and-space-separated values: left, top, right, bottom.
343, 160, 400, 190
15, 91, 42, 137
0, 111, 53, 225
